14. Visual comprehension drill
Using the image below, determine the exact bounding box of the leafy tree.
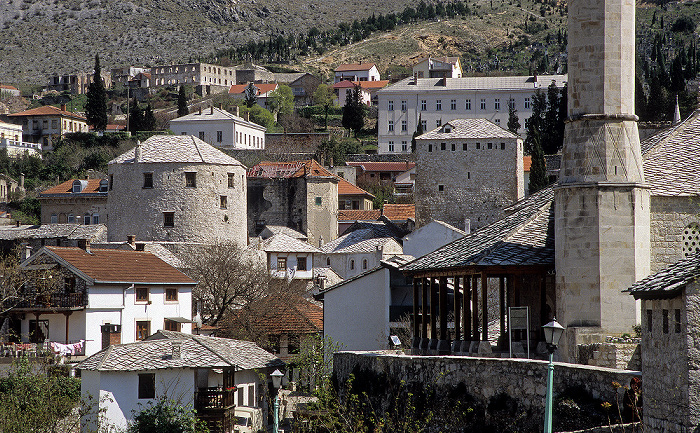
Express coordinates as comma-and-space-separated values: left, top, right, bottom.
507, 103, 521, 134
315, 137, 362, 165
341, 85, 365, 137
128, 397, 208, 433
268, 84, 294, 117
129, 99, 144, 133
85, 54, 108, 131
529, 140, 548, 194
143, 104, 156, 131
177, 86, 189, 117
239, 104, 276, 130
313, 84, 335, 130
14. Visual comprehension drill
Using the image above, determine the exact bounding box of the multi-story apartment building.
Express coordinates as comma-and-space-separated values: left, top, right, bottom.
377, 74, 567, 154
110, 66, 150, 86
0, 121, 41, 157
149, 63, 238, 95
7, 104, 88, 150
169, 106, 266, 150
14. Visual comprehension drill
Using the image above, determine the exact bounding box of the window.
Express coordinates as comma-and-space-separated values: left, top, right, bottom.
350, 260, 355, 270
297, 257, 307, 271
508, 98, 515, 109
450, 99, 456, 110
401, 100, 407, 111
216, 131, 223, 143
388, 100, 394, 111
467, 172, 471, 179
682, 223, 700, 257
440, 143, 446, 151
109, 174, 113, 191
401, 141, 408, 152
466, 99, 471, 110
51, 214, 58, 224
663, 309, 669, 334
488, 143, 493, 149
99, 179, 108, 192
524, 97, 531, 109
401, 120, 407, 132
185, 172, 196, 187
438, 184, 445, 192
421, 120, 427, 131
388, 141, 394, 152
463, 143, 468, 150
84, 213, 91, 225
164, 319, 179, 331
476, 142, 481, 149
428, 144, 433, 152
362, 259, 368, 270
326, 257, 331, 266
501, 143, 506, 150
436, 100, 442, 111
198, 131, 205, 140
136, 287, 149, 303
388, 121, 394, 132
136, 321, 151, 341
51, 119, 57, 129
163, 212, 174, 228
315, 197, 322, 206
494, 99, 500, 110
647, 309, 652, 333
277, 257, 287, 270
421, 100, 427, 111
138, 373, 155, 399
67, 214, 74, 223
228, 173, 234, 188
220, 195, 227, 209
166, 288, 178, 302
675, 309, 682, 333
93, 214, 99, 224
143, 172, 153, 188
495, 119, 501, 125
480, 99, 486, 110
451, 143, 455, 151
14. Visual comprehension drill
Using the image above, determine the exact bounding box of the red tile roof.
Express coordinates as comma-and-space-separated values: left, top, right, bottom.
0, 84, 18, 91
44, 247, 196, 284
8, 105, 86, 120
338, 209, 381, 221
335, 63, 376, 72
338, 178, 374, 198
346, 161, 416, 173
523, 155, 532, 171
228, 83, 278, 95
39, 179, 104, 196
382, 204, 415, 221
229, 295, 322, 335
248, 160, 335, 179
333, 80, 390, 90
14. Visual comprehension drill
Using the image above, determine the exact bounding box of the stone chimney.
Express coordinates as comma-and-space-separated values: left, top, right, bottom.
77, 239, 90, 253
245, 112, 250, 122
236, 106, 240, 117
318, 235, 324, 248
134, 141, 141, 162
127, 235, 135, 247
23, 244, 32, 261
60, 104, 67, 111
198, 106, 202, 115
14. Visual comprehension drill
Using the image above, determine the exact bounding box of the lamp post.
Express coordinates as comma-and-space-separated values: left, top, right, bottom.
271, 369, 284, 433
542, 318, 565, 433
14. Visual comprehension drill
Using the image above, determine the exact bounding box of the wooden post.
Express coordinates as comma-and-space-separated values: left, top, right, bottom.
453, 277, 461, 341
464, 275, 471, 341
430, 278, 438, 341
499, 277, 506, 340
472, 274, 479, 341
482, 272, 488, 341
412, 278, 420, 348
64, 312, 72, 344
421, 278, 429, 340
438, 276, 448, 342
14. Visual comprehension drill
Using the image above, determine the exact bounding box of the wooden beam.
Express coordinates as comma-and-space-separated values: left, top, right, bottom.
482, 272, 488, 341
438, 277, 448, 342
472, 275, 479, 341
464, 275, 471, 341
421, 278, 429, 339
499, 277, 506, 341
412, 278, 420, 346
430, 278, 438, 340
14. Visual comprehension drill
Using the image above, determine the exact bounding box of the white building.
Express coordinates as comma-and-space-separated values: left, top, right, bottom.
15, 245, 196, 357
412, 56, 463, 79
402, 220, 466, 259
228, 83, 279, 112
150, 62, 237, 95
333, 80, 390, 107
260, 233, 320, 280
334, 63, 381, 83
169, 106, 266, 149
0, 120, 41, 157
78, 330, 283, 433
377, 74, 567, 154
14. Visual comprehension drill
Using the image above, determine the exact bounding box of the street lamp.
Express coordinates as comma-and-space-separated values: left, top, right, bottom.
271, 369, 284, 433
542, 318, 565, 433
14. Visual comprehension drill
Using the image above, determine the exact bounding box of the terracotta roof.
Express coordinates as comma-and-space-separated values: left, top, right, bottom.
229, 295, 323, 335
346, 161, 416, 173
228, 83, 278, 95
8, 105, 86, 120
333, 80, 390, 90
110, 135, 245, 166
35, 246, 196, 284
337, 209, 381, 221
382, 204, 415, 221
39, 179, 105, 196
338, 178, 374, 198
523, 156, 532, 171
335, 63, 376, 72
0, 84, 18, 91
247, 160, 335, 179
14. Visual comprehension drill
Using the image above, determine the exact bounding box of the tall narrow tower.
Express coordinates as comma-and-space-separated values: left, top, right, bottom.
555, 0, 650, 358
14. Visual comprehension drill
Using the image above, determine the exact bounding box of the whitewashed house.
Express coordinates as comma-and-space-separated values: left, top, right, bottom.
334, 63, 381, 83
402, 220, 467, 259
13, 244, 196, 357
78, 330, 284, 433
169, 106, 266, 150
260, 233, 320, 280
412, 56, 463, 79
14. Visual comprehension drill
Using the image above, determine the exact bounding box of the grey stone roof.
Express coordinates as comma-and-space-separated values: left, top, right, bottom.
109, 135, 245, 166
170, 107, 265, 131
417, 118, 519, 140
317, 254, 415, 297
260, 225, 308, 240
641, 109, 700, 196
626, 253, 700, 299
261, 233, 320, 253
0, 224, 107, 241
378, 74, 567, 94
273, 73, 307, 83
401, 186, 555, 272
77, 331, 283, 371
320, 220, 405, 254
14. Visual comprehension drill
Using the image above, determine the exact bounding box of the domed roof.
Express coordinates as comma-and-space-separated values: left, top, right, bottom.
109, 135, 245, 166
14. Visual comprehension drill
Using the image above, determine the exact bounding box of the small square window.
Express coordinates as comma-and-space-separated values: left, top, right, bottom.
136, 320, 150, 341
501, 143, 506, 150
220, 195, 227, 209
315, 197, 322, 206
216, 131, 223, 143
228, 173, 234, 188
143, 173, 153, 188
136, 287, 149, 303
297, 256, 307, 271
488, 143, 493, 149
451, 143, 455, 151
185, 172, 196, 188
476, 142, 481, 149
463, 143, 468, 150
438, 184, 444, 192
277, 257, 287, 270
440, 143, 446, 151
166, 288, 178, 302
163, 212, 174, 228
138, 373, 155, 399
164, 319, 179, 331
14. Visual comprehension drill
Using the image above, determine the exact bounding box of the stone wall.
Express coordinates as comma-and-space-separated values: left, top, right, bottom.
334, 352, 640, 431
265, 133, 330, 154
649, 195, 700, 273
578, 343, 641, 371
247, 177, 307, 238
305, 177, 338, 247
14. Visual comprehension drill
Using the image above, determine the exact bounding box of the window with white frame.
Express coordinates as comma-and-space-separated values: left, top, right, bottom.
524, 97, 531, 109
466, 99, 471, 110
401, 120, 407, 132
401, 100, 407, 111
421, 100, 427, 111
388, 100, 394, 111
421, 120, 427, 131
480, 99, 486, 110
388, 121, 394, 132
388, 141, 395, 152
494, 99, 500, 110
436, 100, 442, 111
450, 99, 456, 110
401, 141, 408, 152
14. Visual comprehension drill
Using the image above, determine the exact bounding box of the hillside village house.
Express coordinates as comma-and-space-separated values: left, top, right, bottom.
412, 56, 463, 79
346, 161, 416, 185
169, 106, 266, 150
228, 82, 279, 111
7, 104, 88, 150
150, 62, 237, 95
338, 177, 374, 210
46, 72, 112, 95
0, 84, 20, 97
333, 80, 390, 107
5, 245, 195, 357
110, 66, 150, 86
274, 72, 321, 106
334, 63, 381, 82
0, 120, 41, 157
414, 118, 524, 231
260, 233, 321, 280
376, 74, 567, 153
79, 331, 284, 433
39, 178, 108, 225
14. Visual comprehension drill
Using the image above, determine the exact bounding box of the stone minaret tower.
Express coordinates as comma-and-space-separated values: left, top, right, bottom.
555, 0, 650, 359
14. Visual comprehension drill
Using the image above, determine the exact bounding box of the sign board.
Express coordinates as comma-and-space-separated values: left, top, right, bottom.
508, 306, 530, 359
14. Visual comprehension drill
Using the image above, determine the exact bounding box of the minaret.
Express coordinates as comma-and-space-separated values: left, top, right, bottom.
555, 0, 650, 359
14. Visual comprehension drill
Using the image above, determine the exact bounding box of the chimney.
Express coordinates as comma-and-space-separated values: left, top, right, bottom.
135, 242, 145, 251
464, 218, 471, 234
60, 104, 67, 111
198, 106, 202, 115
533, 73, 538, 87
15, 220, 19, 227
210, 106, 214, 115
77, 239, 91, 253
318, 235, 324, 248
413, 73, 418, 84
127, 235, 136, 246
245, 112, 250, 121
236, 106, 240, 117
134, 141, 141, 162
171, 341, 181, 359
442, 72, 447, 86
19, 173, 24, 189
23, 245, 32, 261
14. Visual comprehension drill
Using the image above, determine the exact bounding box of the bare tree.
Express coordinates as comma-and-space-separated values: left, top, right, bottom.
1, 251, 61, 316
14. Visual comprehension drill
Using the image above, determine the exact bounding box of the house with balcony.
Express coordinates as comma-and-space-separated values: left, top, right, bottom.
7, 104, 88, 150
334, 63, 381, 83
79, 330, 284, 433
0, 120, 41, 157
3, 244, 196, 357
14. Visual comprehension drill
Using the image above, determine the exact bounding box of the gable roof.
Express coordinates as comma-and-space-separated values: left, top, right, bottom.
109, 135, 245, 166
321, 220, 406, 254
261, 233, 320, 253
346, 161, 416, 172
414, 56, 461, 67
317, 254, 414, 296
228, 83, 278, 95
333, 80, 390, 90
626, 253, 700, 300
228, 295, 323, 336
259, 225, 308, 240
417, 118, 519, 140
78, 332, 283, 371
382, 204, 415, 221
170, 107, 265, 131
25, 246, 196, 285
335, 63, 376, 72
39, 179, 106, 197
338, 209, 382, 222
247, 160, 336, 179
7, 105, 86, 121
338, 177, 374, 198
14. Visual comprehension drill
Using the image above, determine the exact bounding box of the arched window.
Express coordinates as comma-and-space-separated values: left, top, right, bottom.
362, 259, 368, 270
683, 223, 700, 258
326, 257, 330, 266
350, 260, 355, 270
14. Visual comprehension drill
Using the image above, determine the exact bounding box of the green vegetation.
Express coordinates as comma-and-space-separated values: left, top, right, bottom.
177, 85, 189, 117
127, 397, 209, 433
341, 86, 366, 137
85, 54, 108, 131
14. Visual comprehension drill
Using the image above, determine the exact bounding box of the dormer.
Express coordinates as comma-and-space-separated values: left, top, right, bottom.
99, 179, 109, 193
72, 179, 88, 193
442, 124, 453, 134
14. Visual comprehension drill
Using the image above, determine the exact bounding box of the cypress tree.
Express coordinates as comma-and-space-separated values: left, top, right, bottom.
411, 114, 424, 152
85, 54, 108, 131
143, 104, 156, 131
529, 141, 548, 194
129, 99, 144, 133
342, 86, 365, 137
177, 86, 189, 117
507, 103, 521, 134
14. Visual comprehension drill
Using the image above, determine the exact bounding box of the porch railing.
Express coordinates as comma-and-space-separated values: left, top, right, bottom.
6, 292, 88, 310
194, 387, 236, 410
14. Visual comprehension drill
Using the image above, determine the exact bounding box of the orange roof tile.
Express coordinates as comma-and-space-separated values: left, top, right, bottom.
8, 105, 86, 120
228, 83, 278, 95
44, 247, 196, 284
338, 209, 381, 221
0, 84, 18, 91
523, 155, 532, 171
39, 179, 104, 196
333, 80, 389, 90
248, 160, 335, 179
338, 178, 374, 198
382, 204, 415, 221
229, 295, 322, 335
335, 63, 376, 72
346, 161, 416, 173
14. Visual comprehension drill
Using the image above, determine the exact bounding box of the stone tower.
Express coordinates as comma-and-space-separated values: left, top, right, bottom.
555, 0, 650, 358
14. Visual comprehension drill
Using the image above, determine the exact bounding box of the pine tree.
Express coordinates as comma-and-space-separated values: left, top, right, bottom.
85, 54, 108, 131
529, 141, 548, 194
177, 86, 189, 117
143, 104, 156, 131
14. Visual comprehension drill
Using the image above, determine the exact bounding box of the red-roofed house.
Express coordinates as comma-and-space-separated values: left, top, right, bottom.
523, 155, 532, 195
38, 178, 109, 225
0, 84, 20, 97
333, 80, 390, 107
346, 161, 416, 185
10, 245, 197, 357
334, 63, 380, 83
338, 177, 374, 210
229, 82, 279, 111
7, 104, 88, 149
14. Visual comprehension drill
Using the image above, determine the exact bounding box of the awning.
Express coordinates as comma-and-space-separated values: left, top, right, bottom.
165, 317, 196, 324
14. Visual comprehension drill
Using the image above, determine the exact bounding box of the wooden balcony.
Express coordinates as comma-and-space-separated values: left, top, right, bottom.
195, 387, 236, 433
7, 292, 88, 312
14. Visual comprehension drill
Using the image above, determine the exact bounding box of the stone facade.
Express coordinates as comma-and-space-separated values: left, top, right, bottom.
649, 195, 700, 273
577, 342, 641, 371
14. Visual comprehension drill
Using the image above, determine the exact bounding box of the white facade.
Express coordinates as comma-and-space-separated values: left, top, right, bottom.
377, 74, 567, 154
0, 121, 40, 157
319, 238, 403, 280
268, 251, 315, 280
169, 107, 266, 149
412, 57, 463, 79
334, 64, 380, 83
402, 220, 466, 258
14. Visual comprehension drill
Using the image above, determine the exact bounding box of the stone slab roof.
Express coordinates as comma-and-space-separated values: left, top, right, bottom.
78, 332, 283, 371
0, 224, 107, 240
109, 135, 245, 166
417, 118, 519, 140
401, 186, 555, 272
627, 253, 700, 299
260, 225, 308, 240
261, 233, 320, 253
378, 74, 567, 94
321, 221, 405, 254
